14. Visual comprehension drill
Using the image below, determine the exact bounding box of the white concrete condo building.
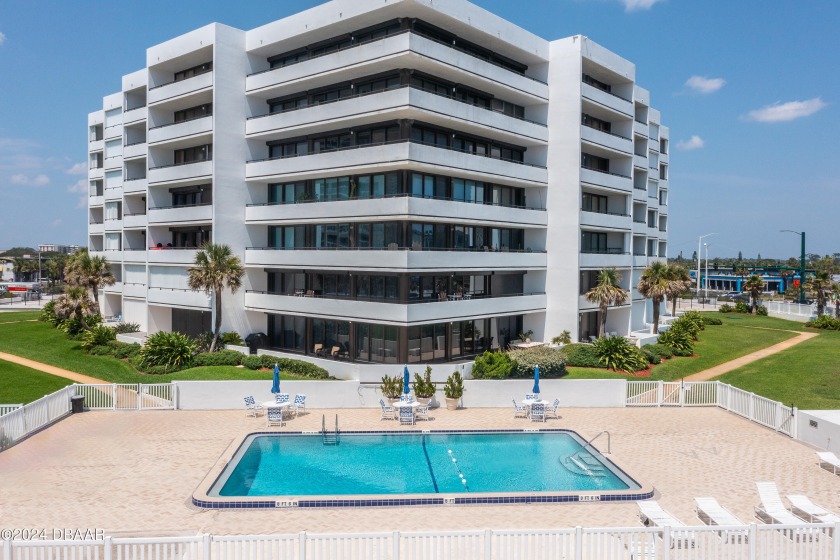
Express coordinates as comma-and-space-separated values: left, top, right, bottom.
87, 0, 670, 371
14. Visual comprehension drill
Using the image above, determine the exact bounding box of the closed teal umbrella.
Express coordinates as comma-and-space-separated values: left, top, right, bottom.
403, 366, 411, 394
271, 364, 280, 394
533, 365, 540, 394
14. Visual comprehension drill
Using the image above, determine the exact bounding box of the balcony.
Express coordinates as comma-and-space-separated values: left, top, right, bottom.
579, 210, 630, 230
147, 248, 197, 265
579, 294, 630, 311
89, 139, 104, 152
123, 214, 147, 229
124, 177, 148, 194
579, 250, 631, 268
246, 86, 547, 145
103, 282, 123, 294
245, 248, 547, 272
581, 83, 633, 118
148, 72, 213, 106
147, 287, 210, 309
124, 282, 147, 299
104, 156, 122, 171
122, 250, 147, 264
88, 222, 104, 235
148, 160, 212, 186
633, 255, 649, 268
246, 32, 548, 102
580, 125, 631, 155
579, 167, 631, 192
245, 196, 546, 228
103, 250, 123, 263
633, 120, 648, 138
147, 203, 212, 225
104, 187, 123, 201
104, 126, 122, 141
632, 220, 647, 234
89, 167, 104, 180
246, 142, 547, 188
148, 116, 213, 145
647, 226, 659, 238
123, 142, 147, 160
89, 195, 104, 207
633, 155, 647, 169
104, 219, 123, 231
244, 291, 546, 325
123, 106, 147, 125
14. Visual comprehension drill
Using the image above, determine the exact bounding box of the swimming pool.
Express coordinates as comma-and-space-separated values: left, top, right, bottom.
196, 430, 650, 508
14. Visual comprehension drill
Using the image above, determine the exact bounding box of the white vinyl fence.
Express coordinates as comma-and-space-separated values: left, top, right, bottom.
0, 387, 72, 450
4, 525, 840, 560
766, 301, 818, 322
0, 403, 22, 416
73, 383, 174, 410
626, 381, 796, 437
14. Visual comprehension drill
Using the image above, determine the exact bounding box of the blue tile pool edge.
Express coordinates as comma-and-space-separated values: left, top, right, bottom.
192, 429, 654, 509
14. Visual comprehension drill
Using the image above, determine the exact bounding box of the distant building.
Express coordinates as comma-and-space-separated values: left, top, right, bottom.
690, 266, 813, 294
38, 244, 80, 254
0, 261, 13, 282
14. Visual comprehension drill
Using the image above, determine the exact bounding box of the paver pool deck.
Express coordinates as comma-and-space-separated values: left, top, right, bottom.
1, 406, 836, 537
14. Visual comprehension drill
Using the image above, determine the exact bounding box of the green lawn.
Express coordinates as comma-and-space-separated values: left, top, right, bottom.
0, 359, 75, 404
564, 315, 796, 381
0, 312, 313, 384
0, 310, 41, 323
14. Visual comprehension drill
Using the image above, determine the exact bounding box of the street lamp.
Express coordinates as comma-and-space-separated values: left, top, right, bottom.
780, 230, 806, 303
696, 233, 717, 298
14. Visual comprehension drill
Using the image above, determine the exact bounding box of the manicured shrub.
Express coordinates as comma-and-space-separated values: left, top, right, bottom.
756, 306, 768, 316
592, 336, 648, 373
39, 300, 60, 326
58, 314, 102, 336
507, 346, 566, 378
471, 351, 514, 379
680, 310, 706, 331
220, 331, 244, 346
138, 331, 196, 371
193, 331, 214, 353
258, 355, 330, 379
560, 343, 602, 368
192, 350, 243, 367
657, 328, 694, 355
640, 343, 672, 365
703, 316, 723, 325
734, 301, 750, 314
81, 325, 117, 351
670, 316, 701, 340
806, 315, 840, 330
114, 342, 141, 359
114, 322, 140, 334
651, 343, 675, 359
719, 304, 734, 314
88, 345, 113, 356
142, 364, 183, 375
242, 355, 263, 370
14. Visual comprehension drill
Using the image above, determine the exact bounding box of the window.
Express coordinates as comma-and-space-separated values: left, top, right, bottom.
171, 227, 210, 248
659, 138, 668, 154
582, 73, 611, 93
268, 95, 308, 114
581, 113, 612, 134
659, 163, 668, 180
174, 103, 212, 123
581, 152, 609, 173
269, 139, 308, 159
174, 144, 212, 165
355, 323, 398, 364
408, 323, 446, 363
581, 231, 607, 254
171, 184, 212, 207
267, 314, 305, 353
582, 192, 608, 214
174, 62, 212, 82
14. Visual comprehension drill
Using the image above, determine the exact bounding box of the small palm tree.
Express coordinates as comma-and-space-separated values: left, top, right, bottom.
584, 268, 628, 339
65, 248, 115, 306
743, 274, 765, 314
665, 264, 693, 317
188, 243, 244, 352
54, 285, 98, 330
637, 261, 669, 334
806, 271, 832, 316
831, 283, 840, 319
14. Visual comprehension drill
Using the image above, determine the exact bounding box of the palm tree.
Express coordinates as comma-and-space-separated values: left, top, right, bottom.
584, 268, 628, 339
65, 248, 115, 306
188, 243, 244, 352
743, 274, 765, 314
831, 283, 840, 319
637, 261, 669, 334
54, 285, 98, 330
806, 271, 832, 316
665, 264, 693, 317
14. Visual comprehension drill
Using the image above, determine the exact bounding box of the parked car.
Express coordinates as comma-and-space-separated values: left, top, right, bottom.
718, 292, 750, 302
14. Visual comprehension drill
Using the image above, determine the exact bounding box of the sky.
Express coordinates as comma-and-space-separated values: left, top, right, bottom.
0, 0, 838, 260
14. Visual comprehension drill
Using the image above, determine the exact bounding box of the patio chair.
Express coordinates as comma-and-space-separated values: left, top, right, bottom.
379, 399, 396, 420
398, 405, 415, 426
513, 399, 528, 419
754, 482, 809, 525
330, 345, 342, 359
244, 396, 262, 417
291, 394, 306, 416
415, 403, 430, 421
529, 403, 545, 422
787, 494, 840, 525
694, 497, 749, 543
399, 394, 414, 403
276, 393, 290, 404
524, 394, 537, 401
637, 500, 696, 548
546, 398, 560, 419
816, 451, 840, 475
266, 405, 285, 427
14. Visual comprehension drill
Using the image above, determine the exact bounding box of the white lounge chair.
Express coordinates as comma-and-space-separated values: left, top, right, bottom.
266, 405, 285, 427
694, 497, 749, 543
398, 405, 415, 426
415, 403, 430, 421
512, 399, 528, 419
529, 403, 545, 422
637, 500, 696, 548
787, 495, 840, 525
291, 394, 306, 416
755, 482, 819, 541
244, 396, 262, 417
816, 451, 840, 475
379, 399, 396, 420
546, 398, 560, 419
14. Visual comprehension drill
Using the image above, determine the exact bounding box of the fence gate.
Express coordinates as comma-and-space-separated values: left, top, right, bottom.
113, 384, 139, 410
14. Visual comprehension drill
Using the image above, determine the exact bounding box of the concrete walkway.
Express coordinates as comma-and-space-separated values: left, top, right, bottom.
0, 352, 109, 385
683, 327, 818, 381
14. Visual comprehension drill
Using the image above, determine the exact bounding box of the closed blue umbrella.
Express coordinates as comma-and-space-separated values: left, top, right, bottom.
271, 364, 280, 394
403, 366, 411, 394
533, 365, 541, 394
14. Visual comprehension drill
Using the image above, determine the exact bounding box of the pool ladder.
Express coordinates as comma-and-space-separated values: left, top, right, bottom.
322, 414, 340, 445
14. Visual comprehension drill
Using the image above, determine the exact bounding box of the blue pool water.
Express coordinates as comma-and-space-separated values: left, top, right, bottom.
212, 431, 639, 497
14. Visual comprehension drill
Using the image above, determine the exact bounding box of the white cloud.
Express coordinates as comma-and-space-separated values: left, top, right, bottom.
621, 0, 666, 11
743, 98, 827, 123
66, 162, 86, 175
677, 135, 705, 150
10, 174, 27, 185
68, 179, 87, 193
685, 75, 726, 94
51, 219, 62, 227
32, 174, 49, 186
0, 32, 6, 46
9, 173, 50, 186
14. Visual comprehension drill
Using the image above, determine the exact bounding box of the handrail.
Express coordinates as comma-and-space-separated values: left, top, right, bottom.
245, 289, 545, 304
247, 193, 545, 211
247, 246, 544, 254
583, 430, 611, 454
581, 209, 630, 217
149, 114, 212, 130
149, 202, 212, 211
149, 159, 212, 170
581, 166, 631, 179
149, 68, 211, 91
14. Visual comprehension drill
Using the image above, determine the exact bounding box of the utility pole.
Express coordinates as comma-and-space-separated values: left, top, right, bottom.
696, 233, 717, 299
781, 230, 806, 304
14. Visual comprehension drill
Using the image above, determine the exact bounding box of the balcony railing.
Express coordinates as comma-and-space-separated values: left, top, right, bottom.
581, 248, 629, 255
248, 246, 544, 254
149, 159, 212, 170
247, 84, 545, 126
581, 78, 632, 103
246, 192, 544, 211
581, 209, 630, 217
149, 69, 212, 91
581, 165, 631, 179
149, 114, 212, 130
125, 176, 147, 181
124, 140, 146, 147
245, 289, 545, 304
248, 138, 546, 169
581, 123, 631, 141
248, 29, 547, 85
149, 202, 212, 211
